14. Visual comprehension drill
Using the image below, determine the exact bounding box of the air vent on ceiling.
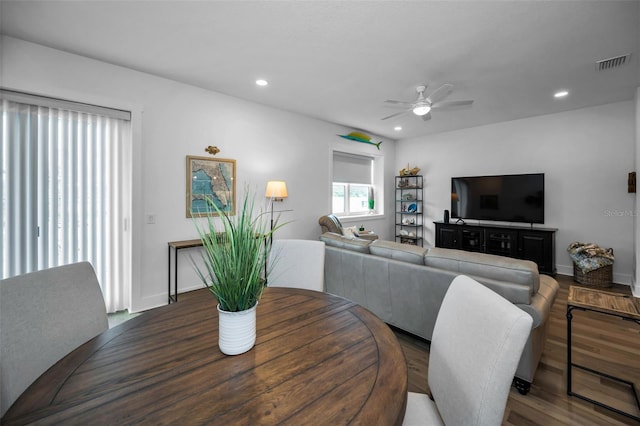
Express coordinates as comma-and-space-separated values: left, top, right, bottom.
596, 54, 630, 71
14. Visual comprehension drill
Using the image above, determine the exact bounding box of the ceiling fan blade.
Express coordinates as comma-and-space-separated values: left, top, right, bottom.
426, 84, 453, 104
384, 103, 412, 110
421, 111, 432, 121
384, 100, 413, 107
381, 110, 408, 120
431, 99, 474, 109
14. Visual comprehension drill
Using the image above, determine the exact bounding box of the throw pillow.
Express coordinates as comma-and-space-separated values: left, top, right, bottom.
342, 226, 360, 239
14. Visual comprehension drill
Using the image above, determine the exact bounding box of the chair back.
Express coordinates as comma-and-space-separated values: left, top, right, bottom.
318, 214, 343, 234
0, 262, 108, 417
268, 239, 325, 291
429, 275, 533, 426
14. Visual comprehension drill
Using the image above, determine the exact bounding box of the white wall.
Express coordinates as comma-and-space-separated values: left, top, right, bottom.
397, 101, 636, 284
634, 87, 640, 295
2, 36, 396, 311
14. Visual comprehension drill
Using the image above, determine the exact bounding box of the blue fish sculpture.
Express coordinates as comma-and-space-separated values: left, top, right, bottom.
338, 132, 383, 150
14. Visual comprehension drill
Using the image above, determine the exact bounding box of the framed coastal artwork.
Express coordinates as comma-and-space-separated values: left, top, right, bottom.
186, 155, 236, 218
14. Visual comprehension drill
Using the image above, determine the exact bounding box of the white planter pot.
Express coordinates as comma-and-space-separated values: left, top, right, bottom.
217, 303, 257, 355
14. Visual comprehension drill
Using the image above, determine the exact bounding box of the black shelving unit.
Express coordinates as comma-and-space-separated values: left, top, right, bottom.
395, 175, 423, 246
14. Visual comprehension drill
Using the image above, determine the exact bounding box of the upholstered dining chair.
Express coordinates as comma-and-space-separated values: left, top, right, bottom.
0, 262, 108, 417
268, 239, 325, 291
403, 275, 533, 426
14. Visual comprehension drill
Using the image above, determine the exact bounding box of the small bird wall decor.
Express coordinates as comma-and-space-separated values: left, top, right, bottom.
205, 145, 220, 156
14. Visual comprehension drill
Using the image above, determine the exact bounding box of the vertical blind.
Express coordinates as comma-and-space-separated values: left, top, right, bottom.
1, 91, 132, 312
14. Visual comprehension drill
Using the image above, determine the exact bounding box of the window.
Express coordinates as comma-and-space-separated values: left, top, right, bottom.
1, 90, 132, 312
332, 151, 377, 217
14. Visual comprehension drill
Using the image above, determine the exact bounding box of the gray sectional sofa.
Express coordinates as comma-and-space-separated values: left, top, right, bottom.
320, 232, 559, 395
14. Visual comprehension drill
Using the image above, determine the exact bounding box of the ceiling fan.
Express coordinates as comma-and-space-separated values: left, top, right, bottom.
381, 84, 473, 121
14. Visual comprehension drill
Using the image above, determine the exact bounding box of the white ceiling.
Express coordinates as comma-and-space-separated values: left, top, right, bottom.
1, 1, 639, 140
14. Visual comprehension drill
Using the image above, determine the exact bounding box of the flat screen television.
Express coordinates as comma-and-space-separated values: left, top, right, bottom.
451, 173, 544, 224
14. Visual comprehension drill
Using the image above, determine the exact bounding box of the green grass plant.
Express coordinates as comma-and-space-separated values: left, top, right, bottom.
192, 190, 282, 312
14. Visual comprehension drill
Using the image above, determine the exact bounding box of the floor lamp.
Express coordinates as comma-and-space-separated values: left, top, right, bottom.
265, 180, 288, 281
265, 180, 288, 246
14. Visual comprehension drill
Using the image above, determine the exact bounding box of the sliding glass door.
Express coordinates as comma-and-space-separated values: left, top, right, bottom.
0, 91, 132, 312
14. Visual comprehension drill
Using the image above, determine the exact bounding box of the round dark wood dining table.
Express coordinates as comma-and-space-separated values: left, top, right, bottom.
3, 287, 408, 425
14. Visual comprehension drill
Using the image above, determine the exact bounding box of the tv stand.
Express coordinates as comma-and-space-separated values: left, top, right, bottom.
434, 221, 557, 275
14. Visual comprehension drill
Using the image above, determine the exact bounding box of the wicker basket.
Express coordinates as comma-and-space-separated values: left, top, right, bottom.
573, 264, 613, 288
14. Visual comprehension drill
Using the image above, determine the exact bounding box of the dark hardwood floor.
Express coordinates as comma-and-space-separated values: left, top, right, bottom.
394, 274, 640, 425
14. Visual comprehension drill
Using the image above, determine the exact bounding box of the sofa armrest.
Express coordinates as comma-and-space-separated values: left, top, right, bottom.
319, 232, 372, 253
318, 215, 342, 234
516, 275, 559, 328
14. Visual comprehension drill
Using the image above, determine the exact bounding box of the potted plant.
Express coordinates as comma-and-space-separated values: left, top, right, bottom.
192, 190, 280, 355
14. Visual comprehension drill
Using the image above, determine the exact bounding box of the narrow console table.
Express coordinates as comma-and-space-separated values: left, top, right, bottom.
567, 285, 640, 421
434, 221, 557, 275
167, 239, 203, 303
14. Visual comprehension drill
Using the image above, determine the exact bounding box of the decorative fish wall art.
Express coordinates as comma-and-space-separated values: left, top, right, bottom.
338, 132, 383, 150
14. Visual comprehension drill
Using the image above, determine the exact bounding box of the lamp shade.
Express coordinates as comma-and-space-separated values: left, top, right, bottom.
265, 181, 288, 199
412, 104, 431, 116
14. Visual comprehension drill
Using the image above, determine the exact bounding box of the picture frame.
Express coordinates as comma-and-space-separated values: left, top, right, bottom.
186, 155, 236, 218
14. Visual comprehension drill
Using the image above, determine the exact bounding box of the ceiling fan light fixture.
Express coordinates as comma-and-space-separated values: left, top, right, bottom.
412, 104, 431, 116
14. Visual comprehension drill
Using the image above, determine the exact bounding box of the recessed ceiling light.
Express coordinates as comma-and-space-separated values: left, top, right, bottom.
256, 79, 269, 86
394, 126, 402, 131
554, 90, 569, 98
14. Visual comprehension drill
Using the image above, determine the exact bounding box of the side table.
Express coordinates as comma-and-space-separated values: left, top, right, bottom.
167, 239, 203, 303
567, 285, 640, 421
358, 230, 379, 241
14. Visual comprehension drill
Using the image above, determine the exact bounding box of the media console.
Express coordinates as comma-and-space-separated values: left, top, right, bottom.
434, 221, 557, 275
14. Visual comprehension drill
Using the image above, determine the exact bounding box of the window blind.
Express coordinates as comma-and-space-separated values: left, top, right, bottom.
0, 89, 131, 121
333, 151, 373, 185
1, 93, 132, 312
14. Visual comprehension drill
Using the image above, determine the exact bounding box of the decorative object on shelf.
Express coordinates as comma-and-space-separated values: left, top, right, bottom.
205, 145, 220, 156
191, 189, 284, 356
359, 225, 365, 232
399, 163, 421, 176
401, 193, 414, 201
337, 131, 383, 150
186, 155, 236, 218
407, 203, 417, 213
397, 177, 419, 188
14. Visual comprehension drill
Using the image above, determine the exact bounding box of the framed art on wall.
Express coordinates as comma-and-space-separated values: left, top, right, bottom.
186, 155, 236, 217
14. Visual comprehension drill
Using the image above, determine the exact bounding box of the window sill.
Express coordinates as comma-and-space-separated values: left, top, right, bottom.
337, 214, 385, 223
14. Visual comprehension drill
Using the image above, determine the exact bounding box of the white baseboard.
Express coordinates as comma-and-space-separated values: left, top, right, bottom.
132, 283, 204, 313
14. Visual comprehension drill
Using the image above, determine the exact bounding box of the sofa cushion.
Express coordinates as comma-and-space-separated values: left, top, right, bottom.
319, 232, 371, 253
369, 240, 428, 265
424, 248, 540, 295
